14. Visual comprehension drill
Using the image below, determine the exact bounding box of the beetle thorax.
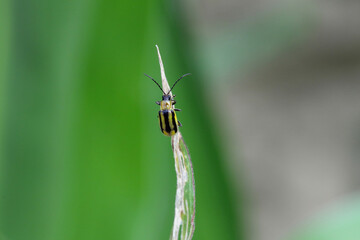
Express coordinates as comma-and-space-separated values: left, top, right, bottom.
160, 100, 172, 110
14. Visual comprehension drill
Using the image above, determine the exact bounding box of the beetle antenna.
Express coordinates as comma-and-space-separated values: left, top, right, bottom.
168, 73, 191, 94
144, 74, 165, 95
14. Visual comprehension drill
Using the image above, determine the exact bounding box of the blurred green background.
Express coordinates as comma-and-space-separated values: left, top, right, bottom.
0, 0, 237, 240
1, 0, 360, 240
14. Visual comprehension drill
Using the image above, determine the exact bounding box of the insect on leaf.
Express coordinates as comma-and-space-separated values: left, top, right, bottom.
156, 45, 196, 240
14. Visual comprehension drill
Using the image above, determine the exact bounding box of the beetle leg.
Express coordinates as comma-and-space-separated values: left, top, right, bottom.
174, 108, 181, 111
172, 100, 176, 105
178, 121, 182, 127
172, 95, 176, 98
155, 101, 161, 105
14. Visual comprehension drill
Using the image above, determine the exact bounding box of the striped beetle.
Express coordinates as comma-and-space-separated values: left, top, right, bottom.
145, 73, 191, 136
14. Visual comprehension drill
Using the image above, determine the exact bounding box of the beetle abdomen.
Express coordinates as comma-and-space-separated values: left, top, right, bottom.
159, 110, 178, 136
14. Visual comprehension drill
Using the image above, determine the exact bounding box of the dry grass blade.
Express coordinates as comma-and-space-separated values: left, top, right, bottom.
170, 132, 195, 240
155, 45, 196, 240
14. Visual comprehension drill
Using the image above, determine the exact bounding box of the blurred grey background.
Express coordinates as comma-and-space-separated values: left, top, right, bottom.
182, 0, 360, 239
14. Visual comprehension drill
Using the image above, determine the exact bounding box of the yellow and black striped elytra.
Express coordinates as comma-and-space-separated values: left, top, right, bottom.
158, 98, 179, 136
145, 73, 190, 136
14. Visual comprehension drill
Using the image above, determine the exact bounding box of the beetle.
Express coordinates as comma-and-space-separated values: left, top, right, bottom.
145, 73, 191, 136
